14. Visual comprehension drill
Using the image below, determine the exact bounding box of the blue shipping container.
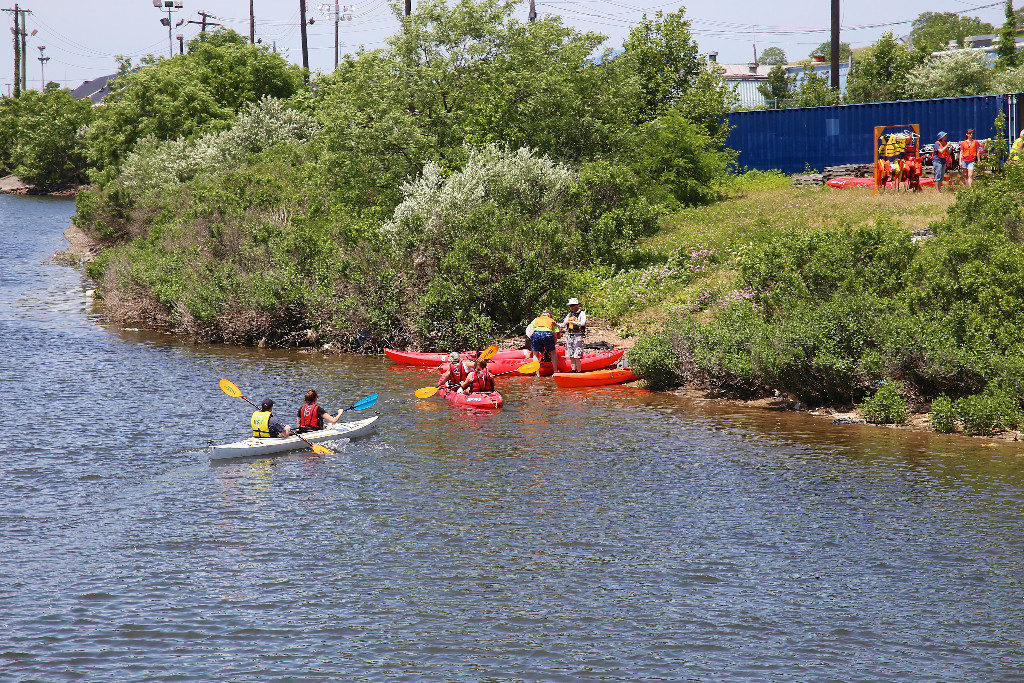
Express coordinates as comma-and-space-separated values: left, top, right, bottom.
726, 94, 1024, 174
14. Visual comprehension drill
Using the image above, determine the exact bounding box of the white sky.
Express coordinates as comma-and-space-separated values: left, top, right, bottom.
0, 0, 1011, 94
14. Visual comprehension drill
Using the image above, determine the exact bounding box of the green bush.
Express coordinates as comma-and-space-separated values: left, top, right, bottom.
954, 389, 1021, 436
929, 394, 955, 433
859, 381, 909, 424
629, 331, 682, 391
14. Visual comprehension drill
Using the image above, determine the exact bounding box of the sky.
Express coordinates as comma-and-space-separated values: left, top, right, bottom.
0, 0, 1013, 94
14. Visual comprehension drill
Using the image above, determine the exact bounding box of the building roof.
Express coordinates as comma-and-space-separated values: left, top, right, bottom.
718, 63, 775, 79
71, 73, 117, 105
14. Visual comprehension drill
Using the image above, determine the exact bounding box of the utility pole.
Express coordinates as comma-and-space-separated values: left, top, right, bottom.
152, 0, 184, 58
528, 0, 536, 21
7, 4, 20, 97
36, 44, 47, 88
249, 0, 254, 43
299, 0, 309, 77
404, 0, 411, 16
176, 32, 184, 54
830, 0, 840, 89
19, 3, 27, 92
320, 2, 352, 70
188, 11, 221, 33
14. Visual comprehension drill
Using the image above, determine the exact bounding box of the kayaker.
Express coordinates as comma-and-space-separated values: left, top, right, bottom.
1011, 129, 1024, 162
460, 358, 495, 393
933, 132, 951, 193
959, 129, 980, 187
295, 389, 344, 433
438, 351, 471, 393
252, 399, 293, 438
561, 297, 587, 373
525, 310, 559, 377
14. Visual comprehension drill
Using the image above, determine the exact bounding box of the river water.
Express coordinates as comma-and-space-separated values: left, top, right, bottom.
3, 193, 1024, 680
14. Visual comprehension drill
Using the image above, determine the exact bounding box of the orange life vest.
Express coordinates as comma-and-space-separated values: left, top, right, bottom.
960, 139, 979, 162
469, 368, 494, 393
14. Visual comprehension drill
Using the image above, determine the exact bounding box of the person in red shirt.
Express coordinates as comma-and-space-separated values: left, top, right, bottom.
438, 352, 471, 392
295, 389, 345, 433
460, 358, 495, 394
959, 128, 981, 188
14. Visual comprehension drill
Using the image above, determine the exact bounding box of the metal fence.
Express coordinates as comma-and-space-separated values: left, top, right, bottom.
726, 93, 1023, 174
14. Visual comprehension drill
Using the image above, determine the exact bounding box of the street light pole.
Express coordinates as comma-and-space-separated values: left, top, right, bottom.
36, 44, 47, 87
152, 0, 184, 58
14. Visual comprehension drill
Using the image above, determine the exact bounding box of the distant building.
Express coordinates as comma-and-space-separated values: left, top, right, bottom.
71, 74, 117, 105
930, 29, 1024, 62
708, 52, 851, 109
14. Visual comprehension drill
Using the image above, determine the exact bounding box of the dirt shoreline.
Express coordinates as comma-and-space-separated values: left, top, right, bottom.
1, 174, 84, 197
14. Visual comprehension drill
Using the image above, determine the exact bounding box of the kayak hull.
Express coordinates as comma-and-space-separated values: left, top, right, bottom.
438, 388, 503, 409
826, 176, 935, 189
553, 368, 639, 388
210, 415, 379, 460
488, 348, 625, 376
385, 347, 564, 367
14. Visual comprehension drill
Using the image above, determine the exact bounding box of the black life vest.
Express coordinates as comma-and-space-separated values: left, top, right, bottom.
298, 403, 322, 430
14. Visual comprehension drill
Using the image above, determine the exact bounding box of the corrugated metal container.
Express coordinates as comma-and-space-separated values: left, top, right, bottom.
726, 94, 1024, 174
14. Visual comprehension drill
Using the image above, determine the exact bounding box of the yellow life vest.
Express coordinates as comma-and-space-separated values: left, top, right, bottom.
252, 410, 273, 438
531, 315, 555, 333
1012, 137, 1024, 160
565, 313, 585, 333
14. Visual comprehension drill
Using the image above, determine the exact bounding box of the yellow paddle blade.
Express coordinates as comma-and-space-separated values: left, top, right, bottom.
311, 444, 332, 455
479, 344, 499, 360
415, 387, 439, 399
219, 379, 242, 398
518, 361, 541, 373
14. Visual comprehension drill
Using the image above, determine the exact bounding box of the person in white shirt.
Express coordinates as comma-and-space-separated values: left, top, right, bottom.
561, 297, 587, 372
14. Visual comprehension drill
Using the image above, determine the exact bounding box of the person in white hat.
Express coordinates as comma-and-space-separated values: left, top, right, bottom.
561, 297, 587, 372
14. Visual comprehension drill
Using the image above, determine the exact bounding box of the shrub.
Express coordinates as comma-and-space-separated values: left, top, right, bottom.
9, 85, 94, 188
860, 381, 909, 424
929, 394, 955, 433
954, 389, 1021, 436
629, 331, 682, 391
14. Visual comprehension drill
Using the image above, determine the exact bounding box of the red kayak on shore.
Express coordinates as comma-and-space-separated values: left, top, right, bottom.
385, 347, 564, 367
826, 176, 935, 189
487, 348, 625, 376
553, 368, 638, 388
438, 387, 503, 409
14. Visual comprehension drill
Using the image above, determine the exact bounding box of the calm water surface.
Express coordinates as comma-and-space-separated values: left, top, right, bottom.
3, 193, 1024, 680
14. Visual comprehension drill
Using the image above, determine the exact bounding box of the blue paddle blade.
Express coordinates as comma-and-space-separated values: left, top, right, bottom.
350, 393, 378, 411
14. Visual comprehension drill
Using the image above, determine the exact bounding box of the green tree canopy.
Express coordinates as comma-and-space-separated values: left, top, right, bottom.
7, 85, 94, 189
906, 50, 994, 99
791, 68, 842, 108
844, 32, 918, 103
810, 41, 851, 61
910, 12, 994, 55
759, 46, 787, 66
84, 29, 303, 178
997, 0, 1020, 69
757, 64, 793, 105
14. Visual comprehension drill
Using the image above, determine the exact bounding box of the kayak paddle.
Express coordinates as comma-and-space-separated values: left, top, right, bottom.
413, 361, 541, 398
339, 393, 378, 412
219, 379, 332, 455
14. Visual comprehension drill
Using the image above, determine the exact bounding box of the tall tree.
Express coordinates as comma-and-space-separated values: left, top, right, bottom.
619, 9, 702, 123
791, 68, 842, 107
910, 12, 994, 55
810, 41, 850, 61
844, 32, 918, 103
757, 64, 792, 106
759, 46, 787, 66
997, 0, 1020, 69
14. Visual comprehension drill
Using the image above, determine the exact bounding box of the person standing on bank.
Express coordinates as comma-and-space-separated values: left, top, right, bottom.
561, 297, 587, 373
933, 132, 952, 193
525, 310, 559, 376
959, 129, 980, 187
296, 389, 345, 433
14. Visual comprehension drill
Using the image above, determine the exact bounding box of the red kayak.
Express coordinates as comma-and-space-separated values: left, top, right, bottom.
385, 347, 564, 367
826, 176, 935, 189
488, 348, 625, 376
438, 387, 503, 409
553, 368, 638, 388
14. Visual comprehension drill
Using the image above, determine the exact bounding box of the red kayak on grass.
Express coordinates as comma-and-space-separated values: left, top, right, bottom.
385, 347, 564, 367
487, 348, 625, 377
553, 367, 639, 388
826, 176, 935, 189
438, 387, 504, 409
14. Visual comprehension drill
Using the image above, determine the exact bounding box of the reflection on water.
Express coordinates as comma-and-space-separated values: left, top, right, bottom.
4, 193, 1024, 680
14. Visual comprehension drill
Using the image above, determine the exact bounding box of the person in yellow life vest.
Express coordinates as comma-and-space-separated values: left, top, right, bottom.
561, 297, 587, 373
959, 129, 981, 187
251, 399, 292, 438
1011, 129, 1024, 162
525, 309, 559, 377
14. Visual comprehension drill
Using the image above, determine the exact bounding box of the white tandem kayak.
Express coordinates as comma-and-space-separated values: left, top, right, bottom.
210, 415, 380, 461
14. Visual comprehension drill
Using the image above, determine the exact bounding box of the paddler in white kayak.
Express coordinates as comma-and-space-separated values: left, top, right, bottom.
295, 389, 346, 433
251, 399, 293, 438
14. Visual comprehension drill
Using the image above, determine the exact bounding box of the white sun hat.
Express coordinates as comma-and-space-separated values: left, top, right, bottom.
567, 297, 579, 305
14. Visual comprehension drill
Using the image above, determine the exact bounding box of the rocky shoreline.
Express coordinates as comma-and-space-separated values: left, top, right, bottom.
0, 174, 84, 197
